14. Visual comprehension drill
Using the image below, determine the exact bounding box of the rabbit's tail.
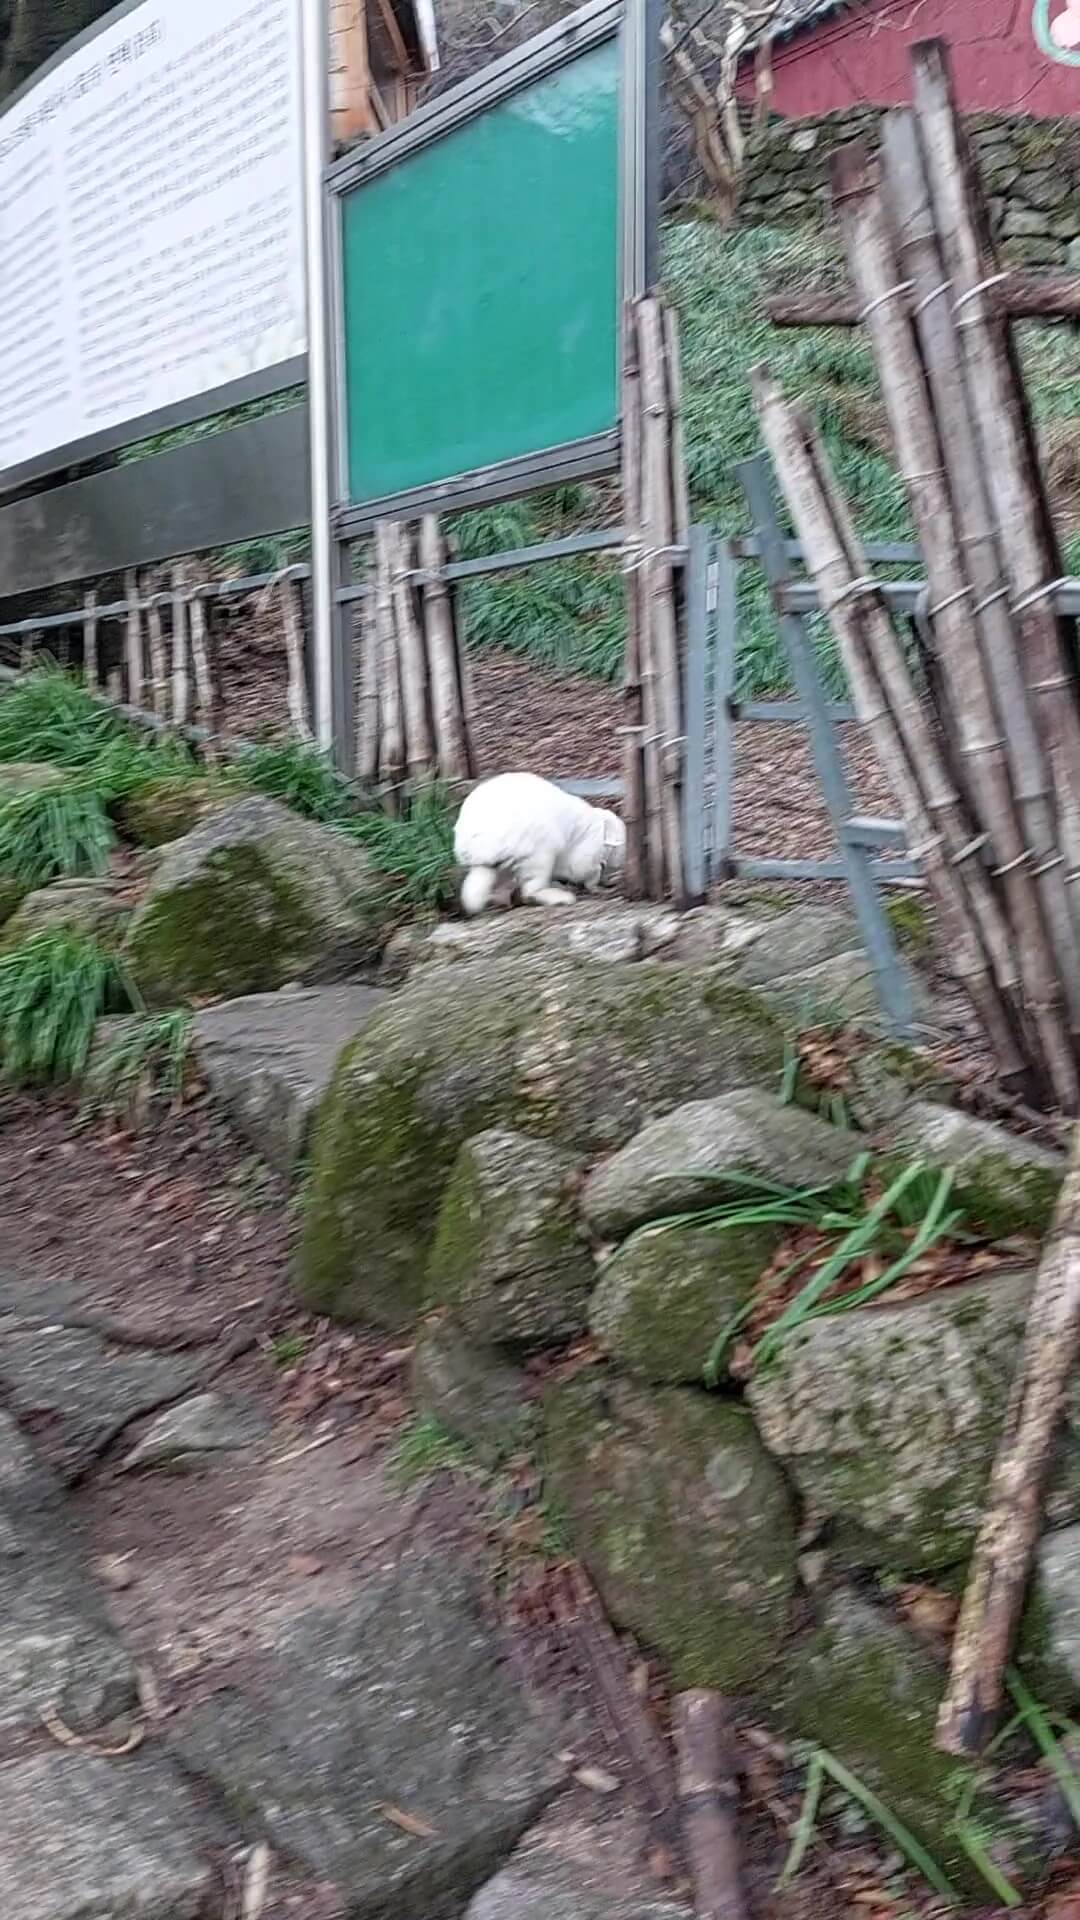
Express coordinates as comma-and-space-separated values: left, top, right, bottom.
461, 866, 498, 916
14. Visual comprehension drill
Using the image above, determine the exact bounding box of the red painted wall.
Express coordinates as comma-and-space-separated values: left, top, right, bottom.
736, 0, 1080, 119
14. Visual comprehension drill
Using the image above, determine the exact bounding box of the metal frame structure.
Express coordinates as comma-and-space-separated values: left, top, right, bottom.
310, 0, 662, 758
0, 0, 308, 500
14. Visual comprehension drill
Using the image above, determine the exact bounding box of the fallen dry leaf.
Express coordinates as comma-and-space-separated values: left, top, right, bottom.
373, 1803, 437, 1839
287, 1552, 325, 1578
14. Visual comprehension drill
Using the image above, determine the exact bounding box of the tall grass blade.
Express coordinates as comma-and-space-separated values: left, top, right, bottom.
777, 1749, 825, 1889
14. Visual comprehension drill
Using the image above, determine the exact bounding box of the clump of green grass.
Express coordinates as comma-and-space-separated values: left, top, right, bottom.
0, 783, 115, 889
0, 668, 199, 803
390, 1414, 475, 1487
344, 783, 458, 911
638, 1155, 965, 1382
0, 931, 137, 1085
81, 1008, 193, 1119
230, 739, 358, 825
780, 1745, 959, 1903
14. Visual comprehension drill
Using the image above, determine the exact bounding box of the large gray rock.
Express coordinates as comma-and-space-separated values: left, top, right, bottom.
384, 903, 689, 980
467, 1842, 688, 1920
176, 1552, 561, 1918
589, 1221, 778, 1385
194, 982, 388, 1173
780, 1594, 1021, 1898
1035, 1524, 1080, 1696
581, 1088, 858, 1241
2, 877, 129, 948
0, 1413, 136, 1736
412, 1317, 533, 1468
735, 904, 861, 985
427, 1130, 592, 1350
297, 955, 784, 1328
746, 1269, 1080, 1572
544, 1374, 796, 1690
5, 1750, 214, 1920
0, 1271, 200, 1483
885, 1102, 1064, 1238
120, 1391, 266, 1474
125, 797, 397, 1004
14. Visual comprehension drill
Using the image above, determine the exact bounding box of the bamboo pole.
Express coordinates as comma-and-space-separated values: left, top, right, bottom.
83, 589, 99, 691
280, 572, 311, 742
419, 515, 471, 784
147, 578, 168, 719
170, 564, 189, 728
124, 568, 144, 708
766, 270, 1080, 331
392, 525, 434, 781
620, 302, 648, 900
189, 588, 216, 761
356, 578, 381, 785
639, 297, 685, 898
375, 521, 404, 791
937, 1122, 1080, 1755
882, 108, 1080, 1049
672, 1692, 747, 1920
831, 140, 1076, 1109
753, 368, 1029, 1087
911, 40, 1080, 915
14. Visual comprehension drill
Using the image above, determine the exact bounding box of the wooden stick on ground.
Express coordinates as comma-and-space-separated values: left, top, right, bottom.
937, 1121, 1080, 1755
374, 522, 405, 792
638, 297, 685, 898
392, 525, 434, 781
673, 1691, 747, 1920
279, 571, 311, 742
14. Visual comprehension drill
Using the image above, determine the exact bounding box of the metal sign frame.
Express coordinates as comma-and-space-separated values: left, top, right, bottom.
310, 0, 659, 756
0, 0, 307, 500
324, 0, 658, 535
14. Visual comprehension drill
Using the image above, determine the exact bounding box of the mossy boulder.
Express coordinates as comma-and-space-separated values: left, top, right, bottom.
427, 1130, 592, 1350
581, 1088, 857, 1242
2, 878, 129, 948
124, 798, 397, 1005
747, 1269, 1080, 1574
885, 1101, 1063, 1238
113, 776, 232, 848
297, 955, 784, 1328
779, 1594, 1023, 1898
544, 1373, 796, 1689
589, 1221, 778, 1385
411, 1317, 533, 1469
0, 762, 67, 800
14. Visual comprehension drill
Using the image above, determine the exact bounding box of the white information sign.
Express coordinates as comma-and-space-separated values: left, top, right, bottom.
0, 0, 307, 480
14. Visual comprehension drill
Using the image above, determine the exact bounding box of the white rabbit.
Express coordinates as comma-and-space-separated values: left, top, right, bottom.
454, 772, 626, 916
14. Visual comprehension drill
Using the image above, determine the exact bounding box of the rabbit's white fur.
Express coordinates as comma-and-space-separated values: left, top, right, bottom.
455, 772, 626, 916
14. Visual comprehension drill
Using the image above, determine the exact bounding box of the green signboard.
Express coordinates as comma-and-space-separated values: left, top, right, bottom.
327, 0, 649, 524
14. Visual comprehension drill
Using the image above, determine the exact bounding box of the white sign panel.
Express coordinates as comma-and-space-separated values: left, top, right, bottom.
0, 0, 306, 479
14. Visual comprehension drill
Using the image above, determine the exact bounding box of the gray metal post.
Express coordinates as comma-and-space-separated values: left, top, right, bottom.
709, 535, 737, 882
682, 524, 709, 902
736, 455, 915, 1036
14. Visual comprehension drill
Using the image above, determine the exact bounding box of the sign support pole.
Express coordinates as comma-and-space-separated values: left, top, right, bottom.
302, 0, 342, 761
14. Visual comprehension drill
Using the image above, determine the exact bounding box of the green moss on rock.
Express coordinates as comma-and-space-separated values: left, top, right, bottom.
114, 776, 232, 848
411, 1316, 533, 1469
589, 1221, 779, 1384
885, 1101, 1063, 1240
296, 955, 784, 1328
427, 1130, 592, 1349
544, 1372, 796, 1690
124, 797, 397, 1005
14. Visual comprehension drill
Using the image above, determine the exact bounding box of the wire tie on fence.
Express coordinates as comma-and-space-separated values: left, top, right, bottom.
992, 846, 1035, 877
907, 832, 944, 861
972, 586, 1011, 615
622, 542, 689, 574
928, 584, 974, 618
1012, 577, 1068, 616
1033, 853, 1066, 876
858, 280, 913, 322
952, 271, 1011, 318
824, 575, 879, 613
959, 735, 1005, 755
913, 278, 952, 316
1030, 673, 1073, 693
949, 832, 989, 867
614, 724, 647, 736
